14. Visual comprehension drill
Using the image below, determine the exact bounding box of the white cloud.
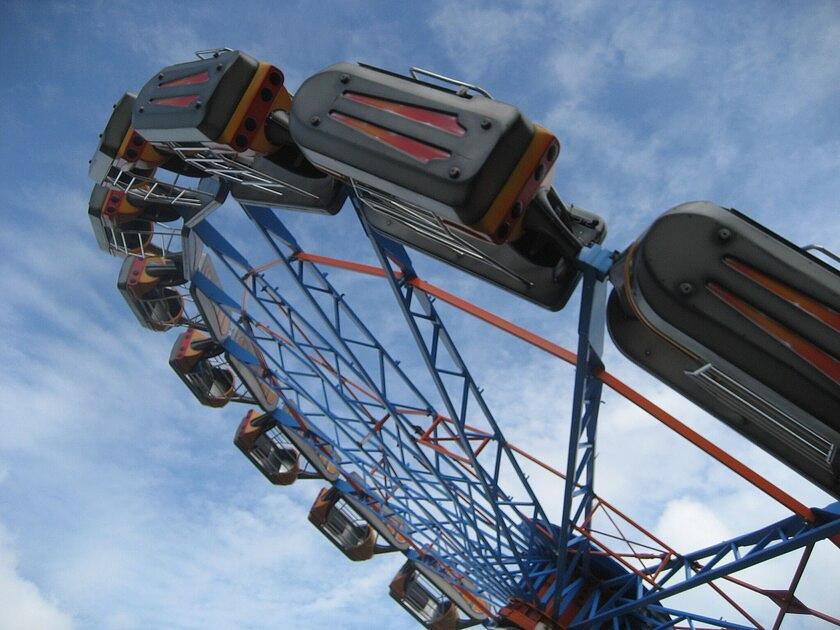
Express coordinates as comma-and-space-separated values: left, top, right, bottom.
0, 522, 74, 630
654, 497, 732, 552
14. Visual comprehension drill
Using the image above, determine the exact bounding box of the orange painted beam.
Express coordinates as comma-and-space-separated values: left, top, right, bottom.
295, 252, 390, 278
294, 251, 822, 526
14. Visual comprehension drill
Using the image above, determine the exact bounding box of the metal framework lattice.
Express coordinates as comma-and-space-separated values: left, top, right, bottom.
86, 46, 840, 628
179, 197, 840, 628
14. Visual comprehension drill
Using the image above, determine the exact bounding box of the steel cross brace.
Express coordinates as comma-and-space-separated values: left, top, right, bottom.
571, 502, 840, 628
550, 244, 612, 618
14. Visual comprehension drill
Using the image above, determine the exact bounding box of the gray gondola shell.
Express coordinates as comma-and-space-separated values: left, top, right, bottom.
608, 201, 840, 497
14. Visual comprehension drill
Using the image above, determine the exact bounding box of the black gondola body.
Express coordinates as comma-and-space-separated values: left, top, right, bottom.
308, 486, 378, 562
89, 92, 165, 183
132, 50, 290, 153
234, 410, 300, 485
117, 254, 186, 331
132, 51, 348, 215
388, 557, 488, 629
608, 201, 840, 496
89, 183, 184, 256
308, 479, 409, 562
289, 62, 605, 310
228, 149, 347, 214
169, 328, 236, 407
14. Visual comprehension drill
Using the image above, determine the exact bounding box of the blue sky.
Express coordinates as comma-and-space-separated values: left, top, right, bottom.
0, 1, 838, 628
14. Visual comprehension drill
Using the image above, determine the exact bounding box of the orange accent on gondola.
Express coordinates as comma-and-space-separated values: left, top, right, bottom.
723, 256, 840, 333
329, 111, 451, 163
343, 92, 466, 136
707, 281, 840, 386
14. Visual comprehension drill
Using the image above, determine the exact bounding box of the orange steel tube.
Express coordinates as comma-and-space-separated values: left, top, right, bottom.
294, 252, 821, 525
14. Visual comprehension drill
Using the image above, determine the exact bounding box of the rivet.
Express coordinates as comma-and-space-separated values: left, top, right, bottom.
679, 282, 694, 296
448, 166, 460, 179
718, 228, 732, 242
310, 115, 321, 126
340, 73, 350, 84
480, 118, 491, 129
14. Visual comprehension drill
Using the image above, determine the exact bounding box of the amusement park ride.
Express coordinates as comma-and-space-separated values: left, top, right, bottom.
87, 49, 840, 628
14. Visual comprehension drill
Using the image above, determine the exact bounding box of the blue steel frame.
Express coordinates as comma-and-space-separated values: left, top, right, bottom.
181, 194, 840, 629
549, 243, 612, 619
191, 205, 561, 608
569, 503, 840, 628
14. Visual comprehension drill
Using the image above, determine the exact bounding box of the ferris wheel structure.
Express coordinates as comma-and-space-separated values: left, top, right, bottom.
85, 47, 840, 629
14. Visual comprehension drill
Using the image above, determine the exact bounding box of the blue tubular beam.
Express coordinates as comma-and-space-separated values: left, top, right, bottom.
353, 196, 556, 604
643, 605, 755, 630
572, 503, 840, 628
552, 246, 611, 618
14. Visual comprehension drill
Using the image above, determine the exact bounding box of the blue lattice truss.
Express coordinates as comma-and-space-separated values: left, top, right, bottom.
184, 195, 840, 629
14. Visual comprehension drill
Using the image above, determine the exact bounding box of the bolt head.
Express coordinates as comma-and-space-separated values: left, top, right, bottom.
310, 115, 321, 126
718, 228, 732, 241
339, 73, 350, 84
480, 118, 491, 129
679, 282, 694, 296
448, 166, 460, 179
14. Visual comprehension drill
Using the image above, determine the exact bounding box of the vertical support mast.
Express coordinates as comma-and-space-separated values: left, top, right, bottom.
551, 245, 612, 617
